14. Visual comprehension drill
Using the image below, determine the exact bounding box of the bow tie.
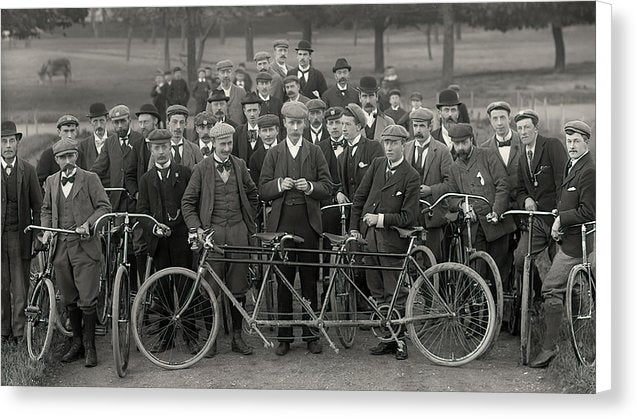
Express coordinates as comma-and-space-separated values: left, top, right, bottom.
331, 139, 345, 150
61, 174, 76, 186
215, 159, 232, 173
497, 139, 512, 147
201, 146, 211, 156
248, 130, 258, 142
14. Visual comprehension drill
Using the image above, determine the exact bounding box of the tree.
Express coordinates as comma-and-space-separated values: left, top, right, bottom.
441, 4, 455, 88
1, 8, 88, 39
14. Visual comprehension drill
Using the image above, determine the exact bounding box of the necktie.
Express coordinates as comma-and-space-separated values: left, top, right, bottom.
215, 159, 232, 173
567, 160, 574, 175
527, 149, 533, 173
299, 69, 308, 88
201, 146, 211, 157
61, 174, 75, 186
497, 139, 512, 147
415, 144, 428, 170
249, 130, 257, 145
120, 137, 129, 152
173, 144, 182, 164
385, 161, 396, 182
157, 166, 170, 180
5, 164, 13, 177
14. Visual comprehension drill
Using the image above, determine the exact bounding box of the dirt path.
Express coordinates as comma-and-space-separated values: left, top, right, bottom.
46, 330, 558, 392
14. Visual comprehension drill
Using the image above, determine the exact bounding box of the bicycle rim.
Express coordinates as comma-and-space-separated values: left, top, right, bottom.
26, 278, 56, 361
330, 269, 357, 348
566, 267, 596, 367
469, 251, 503, 358
112, 265, 131, 377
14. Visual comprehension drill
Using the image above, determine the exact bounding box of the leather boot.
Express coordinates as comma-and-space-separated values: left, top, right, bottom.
231, 331, 253, 355
61, 306, 84, 363
529, 299, 562, 368
83, 310, 98, 368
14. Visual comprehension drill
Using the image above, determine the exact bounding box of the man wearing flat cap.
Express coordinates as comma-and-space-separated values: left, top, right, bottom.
1, 121, 42, 344
529, 119, 595, 369
182, 122, 258, 357
249, 114, 280, 185
232, 92, 264, 165
283, 75, 310, 105
304, 99, 329, 145
271, 39, 292, 79
193, 111, 217, 158
37, 115, 81, 186
384, 89, 407, 129
357, 76, 395, 141
167, 66, 190, 107
215, 59, 247, 125
192, 68, 212, 114
41, 138, 112, 367
431, 89, 468, 152
78, 103, 113, 170
207, 90, 239, 129
152, 104, 204, 171
323, 58, 359, 109
404, 108, 453, 262
255, 71, 283, 120
289, 40, 327, 100
259, 101, 332, 356
350, 124, 421, 360
254, 51, 285, 101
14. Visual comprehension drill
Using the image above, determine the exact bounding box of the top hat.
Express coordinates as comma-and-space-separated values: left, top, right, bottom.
86, 103, 109, 119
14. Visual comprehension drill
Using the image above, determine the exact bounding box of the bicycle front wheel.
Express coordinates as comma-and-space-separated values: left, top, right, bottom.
112, 265, 131, 378
566, 265, 596, 367
97, 237, 111, 326
469, 251, 503, 358
132, 267, 220, 370
406, 262, 495, 367
330, 268, 357, 348
26, 278, 56, 361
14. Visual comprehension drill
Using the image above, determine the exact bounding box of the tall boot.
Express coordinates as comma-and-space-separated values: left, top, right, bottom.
61, 306, 84, 363
529, 298, 562, 368
230, 298, 252, 355
83, 309, 98, 368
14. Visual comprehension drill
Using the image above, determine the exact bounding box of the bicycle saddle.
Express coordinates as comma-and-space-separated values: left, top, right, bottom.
253, 232, 305, 244
391, 226, 424, 238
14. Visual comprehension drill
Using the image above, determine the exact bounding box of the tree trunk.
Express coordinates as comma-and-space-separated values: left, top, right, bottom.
434, 23, 440, 44
353, 19, 358, 46
151, 23, 156, 45
197, 22, 215, 69
551, 22, 566, 73
426, 24, 433, 60
90, 9, 99, 38
219, 22, 226, 45
245, 19, 254, 62
455, 22, 461, 40
180, 19, 186, 53
373, 18, 385, 73
163, 10, 170, 70
186, 8, 197, 84
441, 4, 454, 88
126, 25, 133, 61
301, 19, 312, 43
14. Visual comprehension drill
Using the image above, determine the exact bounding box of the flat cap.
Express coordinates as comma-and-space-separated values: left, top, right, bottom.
146, 129, 172, 144
56, 114, 80, 128
380, 124, 410, 142
281, 101, 309, 119
486, 101, 512, 116
109, 105, 130, 121
216, 59, 234, 71
410, 91, 423, 101
283, 75, 300, 85
52, 138, 79, 156
166, 104, 189, 119
447, 123, 474, 142
258, 114, 280, 128
388, 89, 402, 97
210, 122, 235, 140
135, 103, 160, 119
513, 109, 540, 125
253, 51, 271, 62
241, 92, 264, 106
273, 39, 289, 49
564, 120, 591, 138
344, 103, 367, 126
306, 99, 327, 111
410, 107, 435, 122
193, 111, 217, 127
324, 107, 344, 121
207, 89, 230, 103
255, 72, 273, 82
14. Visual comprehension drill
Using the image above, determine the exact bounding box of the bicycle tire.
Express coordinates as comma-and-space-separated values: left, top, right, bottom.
520, 256, 533, 365
49, 268, 72, 337
406, 262, 496, 367
132, 267, 220, 370
448, 236, 465, 264
407, 245, 437, 339
469, 251, 503, 358
112, 265, 131, 378
566, 265, 596, 367
26, 278, 56, 361
96, 237, 111, 326
329, 268, 357, 348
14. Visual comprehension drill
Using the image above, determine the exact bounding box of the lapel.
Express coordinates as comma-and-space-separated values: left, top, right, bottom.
508, 133, 521, 168
149, 168, 161, 209
531, 136, 545, 173
299, 138, 311, 173
488, 135, 507, 168
352, 137, 367, 172
279, 141, 289, 177
16, 159, 24, 209
422, 139, 437, 179
562, 153, 590, 186
382, 159, 407, 191
51, 172, 60, 223
404, 140, 415, 166
230, 156, 243, 193
206, 158, 216, 202
112, 137, 124, 163
169, 164, 179, 188
181, 141, 192, 167
68, 169, 85, 201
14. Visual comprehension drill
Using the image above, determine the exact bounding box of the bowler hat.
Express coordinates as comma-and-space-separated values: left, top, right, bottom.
294, 40, 314, 53
207, 90, 230, 103
281, 101, 309, 119
86, 103, 109, 119
241, 92, 264, 106
109, 105, 130, 121
447, 123, 474, 142
332, 58, 351, 73
357, 76, 380, 94
52, 138, 79, 156
486, 101, 512, 116
1, 121, 22, 141
381, 124, 410, 142
564, 120, 591, 139
56, 114, 80, 129
258, 114, 280, 128
146, 129, 172, 144
135, 103, 160, 120
436, 89, 462, 108
513, 109, 539, 126
255, 72, 273, 83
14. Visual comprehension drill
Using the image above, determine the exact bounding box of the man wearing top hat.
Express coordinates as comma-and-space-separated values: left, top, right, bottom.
255, 72, 283, 120
37, 115, 81, 186
323, 58, 359, 109
192, 67, 212, 114
167, 66, 190, 107
1, 121, 42, 344
150, 71, 168, 128
431, 89, 468, 152
289, 40, 327, 100
384, 89, 407, 129
529, 119, 595, 368
357, 76, 395, 141
233, 92, 264, 164
258, 101, 332, 356
283, 75, 310, 105
304, 99, 330, 145
182, 122, 258, 356
349, 124, 421, 360
403, 108, 453, 262
78, 103, 112, 170
207, 90, 239, 129
215, 60, 247, 125
254, 51, 285, 101
193, 111, 217, 158
249, 114, 280, 185
271, 39, 293, 79
150, 105, 204, 170
40, 138, 111, 367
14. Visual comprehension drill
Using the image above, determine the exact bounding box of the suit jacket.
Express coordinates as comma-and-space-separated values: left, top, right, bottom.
150, 83, 167, 123
445, 147, 516, 242
233, 123, 263, 164
265, 69, 285, 101
148, 139, 204, 171
557, 153, 595, 258
182, 154, 258, 234
323, 84, 360, 109
289, 66, 328, 99
404, 138, 453, 228
516, 135, 568, 212
90, 131, 143, 210
337, 136, 385, 199
271, 62, 293, 79
217, 85, 247, 126
350, 157, 421, 251
36, 146, 59, 187
303, 124, 330, 145
124, 135, 152, 198
1, 158, 43, 258
385, 107, 408, 127
41, 168, 112, 260
259, 96, 283, 120
137, 164, 191, 256
258, 139, 332, 235
366, 111, 395, 141
248, 145, 271, 186
192, 80, 211, 114
78, 133, 114, 171
480, 131, 524, 205
167, 78, 190, 107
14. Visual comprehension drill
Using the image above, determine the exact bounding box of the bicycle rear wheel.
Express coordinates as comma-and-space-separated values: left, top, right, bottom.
112, 265, 131, 378
469, 251, 503, 358
330, 268, 357, 348
97, 237, 112, 326
406, 262, 495, 367
26, 278, 56, 361
566, 266, 596, 367
132, 267, 220, 370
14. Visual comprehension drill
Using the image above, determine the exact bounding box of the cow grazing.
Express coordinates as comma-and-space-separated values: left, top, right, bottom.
38, 58, 72, 84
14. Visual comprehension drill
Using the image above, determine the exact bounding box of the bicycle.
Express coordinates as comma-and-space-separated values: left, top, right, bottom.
564, 221, 596, 367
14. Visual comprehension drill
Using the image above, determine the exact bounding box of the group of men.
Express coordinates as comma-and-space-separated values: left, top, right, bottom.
1, 38, 595, 370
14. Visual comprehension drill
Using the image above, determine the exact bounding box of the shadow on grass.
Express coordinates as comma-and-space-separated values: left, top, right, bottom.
1, 334, 68, 387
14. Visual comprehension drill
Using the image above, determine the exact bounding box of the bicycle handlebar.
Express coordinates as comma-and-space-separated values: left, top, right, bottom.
93, 212, 163, 236
25, 225, 88, 239
559, 221, 596, 235
500, 209, 558, 219
422, 192, 490, 210
321, 202, 353, 211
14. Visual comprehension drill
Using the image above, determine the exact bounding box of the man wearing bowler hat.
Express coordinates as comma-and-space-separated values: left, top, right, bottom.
258, 101, 332, 356
215, 59, 247, 125
304, 99, 330, 145
207, 90, 239, 129
323, 58, 359, 109
1, 121, 42, 344
255, 71, 283, 120
271, 39, 293, 79
233, 92, 264, 164
125, 103, 161, 205
167, 66, 190, 107
431, 89, 468, 151
254, 50, 284, 101
290, 40, 327, 100
357, 76, 395, 141
37, 115, 81, 186
447, 84, 471, 124
79, 103, 112, 170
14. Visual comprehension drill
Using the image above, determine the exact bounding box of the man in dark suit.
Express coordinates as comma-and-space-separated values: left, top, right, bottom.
193, 111, 217, 159
167, 66, 190, 107
249, 114, 280, 185
356, 76, 395, 141
41, 138, 112, 367
529, 120, 595, 368
431, 89, 467, 152
447, 84, 471, 124
37, 115, 81, 187
258, 101, 332, 356
271, 39, 292, 79
290, 40, 327, 100
255, 72, 283, 120
350, 124, 421, 360
1, 121, 42, 344
283, 75, 310, 104
304, 99, 330, 145
126, 103, 160, 200
182, 122, 259, 356
215, 60, 247, 125
323, 58, 359, 109
384, 89, 407, 128
254, 51, 284, 101
79, 103, 112, 171
207, 90, 239, 128
152, 105, 204, 171
192, 68, 212, 114
150, 71, 168, 128
233, 92, 263, 164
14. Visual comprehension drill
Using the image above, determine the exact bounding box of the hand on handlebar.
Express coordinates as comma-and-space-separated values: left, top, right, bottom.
551, 216, 561, 241
336, 192, 350, 204
524, 197, 538, 212
349, 230, 362, 241
39, 231, 52, 245
460, 202, 477, 222
153, 223, 172, 238
486, 211, 500, 224
75, 223, 90, 238
419, 184, 432, 196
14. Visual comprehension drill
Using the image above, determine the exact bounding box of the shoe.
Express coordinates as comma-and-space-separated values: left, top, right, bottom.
231, 332, 253, 355
529, 347, 557, 368
83, 311, 98, 368
62, 307, 84, 363
275, 342, 290, 356
204, 341, 217, 358
307, 340, 322, 354
395, 341, 408, 360
149, 339, 174, 354
369, 341, 397, 355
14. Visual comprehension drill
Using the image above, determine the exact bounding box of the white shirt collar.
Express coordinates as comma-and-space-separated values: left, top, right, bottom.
570, 150, 589, 168
221, 85, 232, 97
155, 160, 171, 170
2, 157, 17, 168
263, 142, 274, 150
94, 130, 107, 142
248, 123, 259, 131
259, 93, 270, 101
61, 168, 77, 178
415, 136, 432, 148
387, 156, 404, 170
199, 139, 211, 150
337, 83, 348, 91
348, 133, 362, 147
285, 137, 302, 150
391, 105, 400, 111
495, 130, 513, 143
171, 138, 184, 146
213, 152, 229, 163
298, 64, 310, 72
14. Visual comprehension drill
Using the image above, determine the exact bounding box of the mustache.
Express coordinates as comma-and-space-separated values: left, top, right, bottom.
62, 163, 76, 171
